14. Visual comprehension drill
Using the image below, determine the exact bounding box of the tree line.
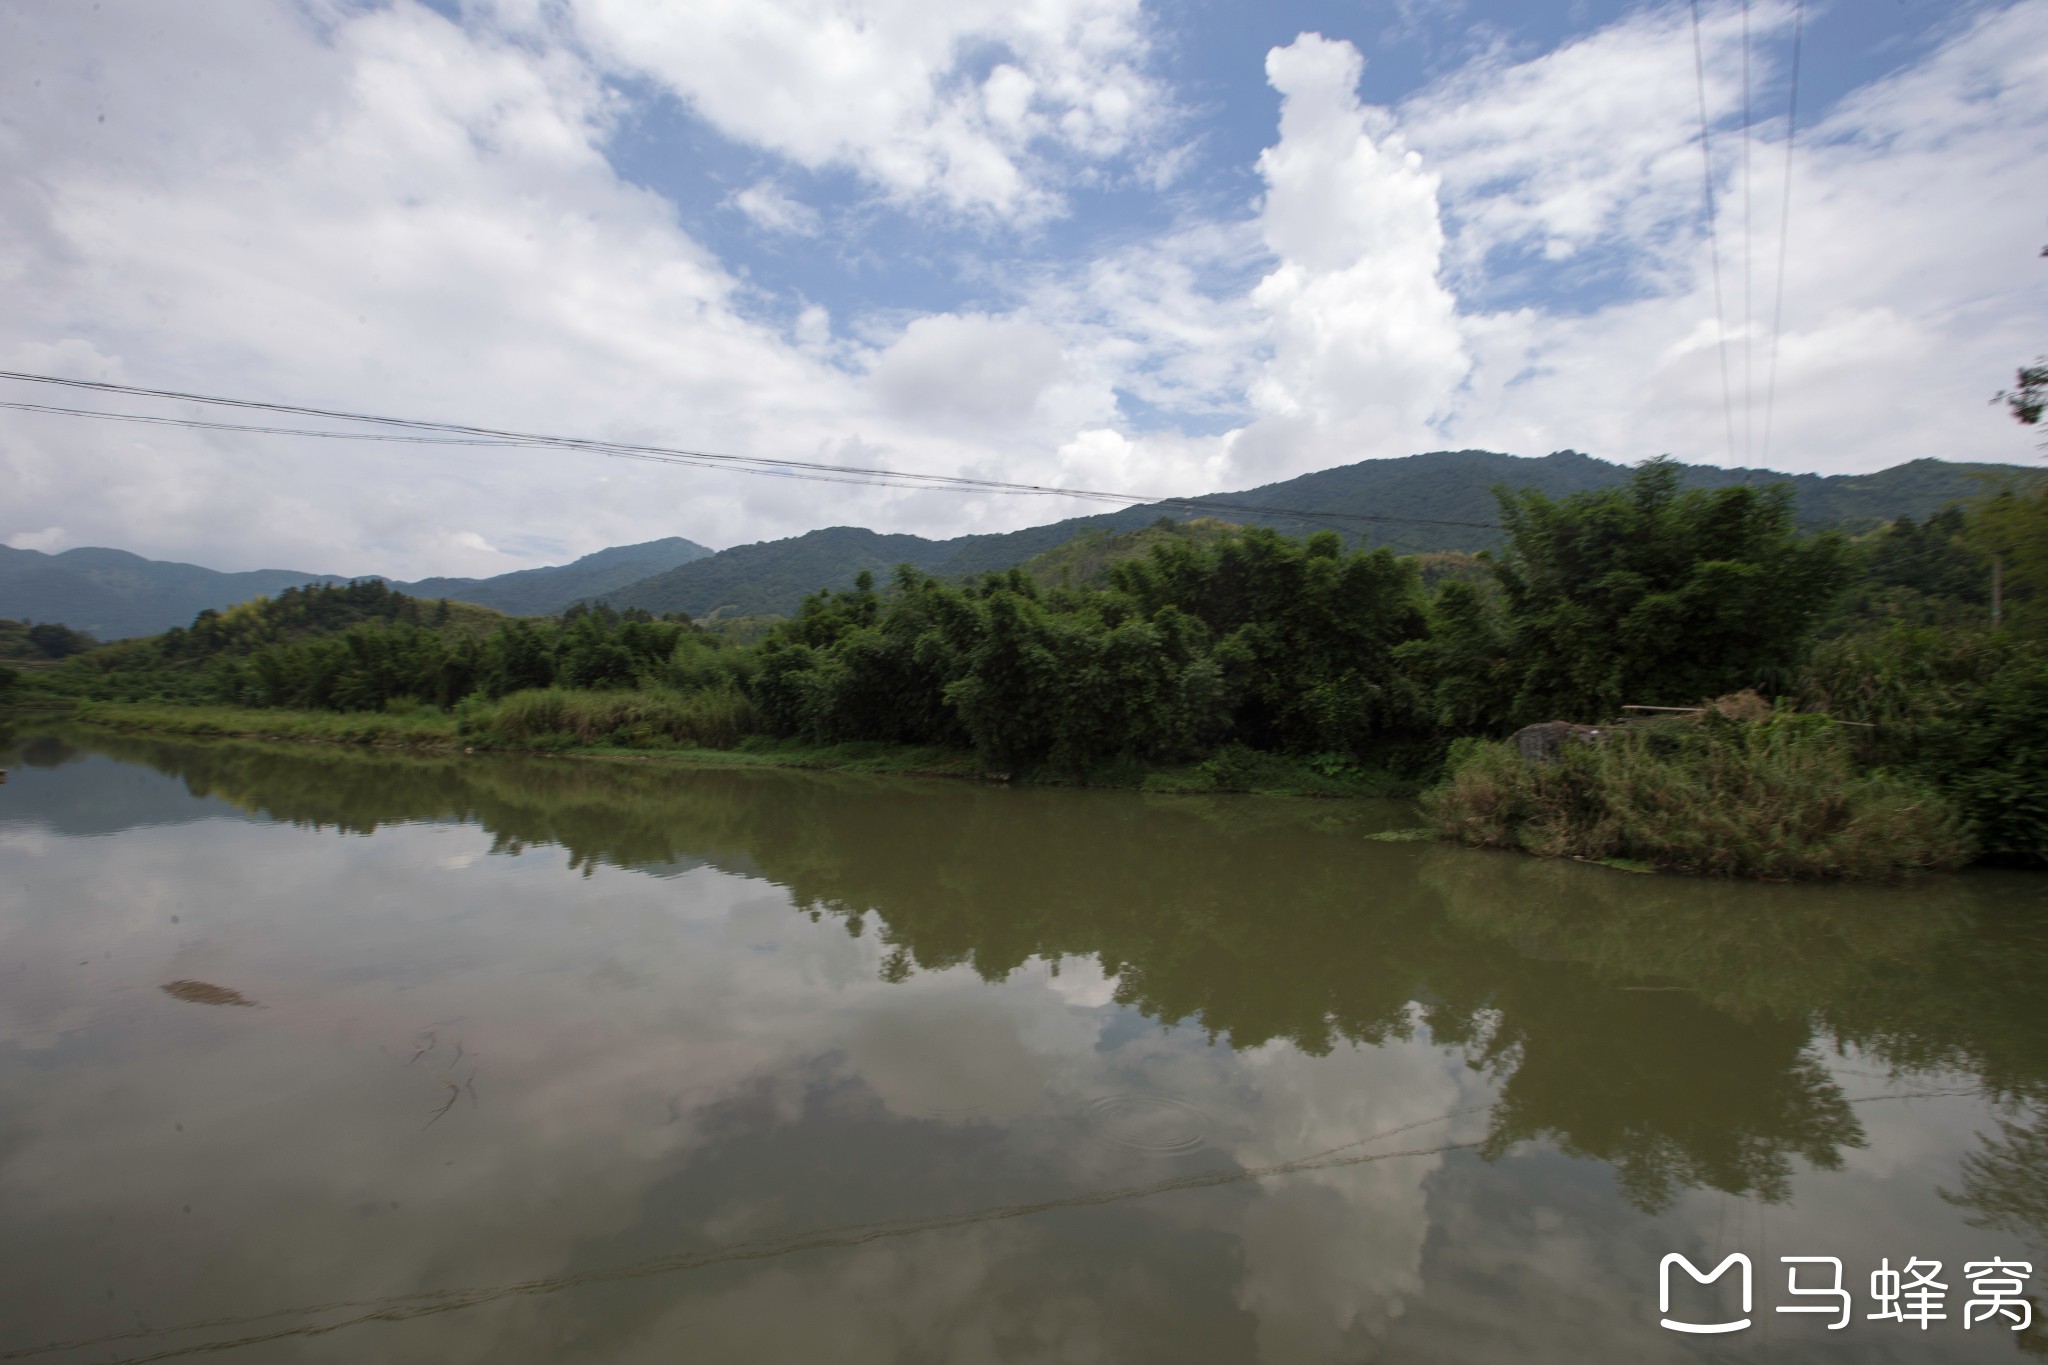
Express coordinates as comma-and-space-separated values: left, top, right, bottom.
25, 459, 2047, 861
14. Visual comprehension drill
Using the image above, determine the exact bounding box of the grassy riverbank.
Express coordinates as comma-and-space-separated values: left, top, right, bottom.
41, 698, 1411, 797
1420, 713, 1975, 880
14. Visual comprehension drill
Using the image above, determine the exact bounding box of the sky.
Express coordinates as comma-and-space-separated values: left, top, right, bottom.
2, 0, 2044, 577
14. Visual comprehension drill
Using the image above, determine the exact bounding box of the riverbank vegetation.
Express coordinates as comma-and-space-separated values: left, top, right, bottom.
13, 459, 2046, 875
1423, 712, 1975, 878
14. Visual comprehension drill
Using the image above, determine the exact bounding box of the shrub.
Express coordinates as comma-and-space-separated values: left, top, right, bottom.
482, 687, 759, 751
1800, 626, 2047, 864
1421, 713, 1973, 880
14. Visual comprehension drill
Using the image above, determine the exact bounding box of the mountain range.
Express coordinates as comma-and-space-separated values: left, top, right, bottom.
0, 536, 712, 640
594, 450, 2019, 619
2, 450, 2021, 637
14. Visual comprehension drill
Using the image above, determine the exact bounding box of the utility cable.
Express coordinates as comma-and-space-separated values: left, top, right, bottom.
1759, 0, 1805, 467
0, 372, 1505, 533
1741, 0, 1754, 464
1689, 0, 1739, 467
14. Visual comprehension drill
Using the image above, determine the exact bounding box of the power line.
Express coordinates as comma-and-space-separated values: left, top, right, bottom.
1759, 0, 1805, 468
1741, 0, 1754, 464
0, 372, 1506, 534
1689, 0, 1739, 467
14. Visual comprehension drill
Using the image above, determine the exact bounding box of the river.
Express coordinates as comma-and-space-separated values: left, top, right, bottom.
0, 726, 2042, 1363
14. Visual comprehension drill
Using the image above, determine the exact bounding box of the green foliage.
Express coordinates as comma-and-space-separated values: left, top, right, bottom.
1800, 624, 2047, 864
738, 528, 1428, 773
1012, 517, 1239, 589
0, 618, 99, 661
70, 700, 461, 745
23, 485, 2044, 876
1492, 459, 1853, 721
2003, 360, 2046, 427
1108, 526, 1428, 754
480, 687, 757, 750
1970, 478, 2048, 635
1422, 714, 1973, 879
1394, 580, 1513, 732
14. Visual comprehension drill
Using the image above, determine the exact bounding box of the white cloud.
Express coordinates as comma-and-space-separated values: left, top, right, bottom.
0, 1, 1055, 577
1418, 0, 2048, 472
1227, 34, 1469, 482
1402, 2, 1790, 282
6, 527, 65, 553
556, 0, 1168, 221
869, 313, 1071, 429
728, 181, 822, 237
0, 0, 2042, 584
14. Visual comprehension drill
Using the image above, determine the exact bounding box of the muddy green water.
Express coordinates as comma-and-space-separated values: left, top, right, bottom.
0, 727, 2043, 1364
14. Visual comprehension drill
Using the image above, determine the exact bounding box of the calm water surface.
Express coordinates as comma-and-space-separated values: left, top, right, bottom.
1, 727, 2043, 1363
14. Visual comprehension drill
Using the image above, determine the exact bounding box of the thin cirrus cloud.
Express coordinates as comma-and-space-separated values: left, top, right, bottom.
0, 0, 2041, 580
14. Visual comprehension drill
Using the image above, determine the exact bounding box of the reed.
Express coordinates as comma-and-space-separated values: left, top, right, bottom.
1421, 714, 1973, 880
479, 686, 758, 750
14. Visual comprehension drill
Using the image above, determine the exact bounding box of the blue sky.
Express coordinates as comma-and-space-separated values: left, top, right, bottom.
2, 0, 2043, 575
598, 0, 1982, 323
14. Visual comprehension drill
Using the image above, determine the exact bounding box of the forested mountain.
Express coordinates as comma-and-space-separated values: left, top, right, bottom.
0, 545, 353, 641
597, 451, 2014, 620
0, 536, 711, 638
393, 536, 711, 616
3, 451, 2012, 633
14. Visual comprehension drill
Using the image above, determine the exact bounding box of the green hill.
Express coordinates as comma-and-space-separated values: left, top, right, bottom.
0, 536, 712, 639
598, 451, 2016, 619
1013, 518, 1242, 589
42, 579, 511, 705
0, 545, 353, 641
5, 451, 2013, 633
393, 536, 712, 616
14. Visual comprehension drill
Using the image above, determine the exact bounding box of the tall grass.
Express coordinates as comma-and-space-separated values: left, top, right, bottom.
478, 686, 757, 750
68, 701, 459, 745
1421, 714, 1973, 880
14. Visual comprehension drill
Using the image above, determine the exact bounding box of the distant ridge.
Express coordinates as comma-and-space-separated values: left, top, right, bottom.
392, 536, 712, 617
2, 451, 2017, 635
0, 545, 352, 642
0, 535, 712, 639
596, 451, 2016, 620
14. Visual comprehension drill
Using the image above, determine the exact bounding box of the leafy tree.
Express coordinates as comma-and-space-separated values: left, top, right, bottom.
1491, 459, 1852, 720
25, 622, 98, 659
1995, 242, 2045, 432
1394, 581, 1513, 732
1969, 481, 2048, 636
1108, 526, 1427, 752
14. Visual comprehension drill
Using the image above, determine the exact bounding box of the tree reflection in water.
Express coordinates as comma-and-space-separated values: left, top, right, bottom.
22, 724, 2048, 1222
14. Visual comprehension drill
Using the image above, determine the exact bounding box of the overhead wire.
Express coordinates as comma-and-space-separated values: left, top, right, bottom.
1688, 0, 1740, 467
1759, 0, 1805, 467
0, 371, 1505, 534
1741, 0, 1754, 464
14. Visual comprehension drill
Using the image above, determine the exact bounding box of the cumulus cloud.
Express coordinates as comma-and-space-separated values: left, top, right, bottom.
1414, 0, 2048, 472
0, 0, 2041, 580
0, 1, 1012, 576
1228, 34, 1469, 482
555, 0, 1167, 221
869, 313, 1070, 428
